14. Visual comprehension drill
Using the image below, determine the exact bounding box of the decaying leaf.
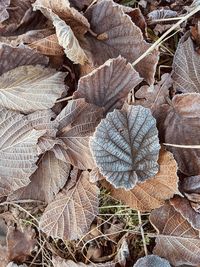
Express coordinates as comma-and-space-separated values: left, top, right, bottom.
6, 263, 27, 267
0, 65, 67, 113
172, 34, 200, 93
148, 9, 177, 21
73, 56, 142, 113
156, 93, 200, 176
33, 0, 90, 35
150, 203, 200, 266
69, 0, 93, 10
7, 226, 36, 262
0, 108, 44, 197
0, 244, 9, 267
134, 255, 171, 267
84, 0, 159, 84
56, 98, 103, 169
39, 171, 99, 240
90, 104, 160, 190
9, 150, 71, 203
0, 43, 48, 75
0, 0, 10, 23
101, 149, 179, 211
135, 73, 172, 111
170, 196, 200, 231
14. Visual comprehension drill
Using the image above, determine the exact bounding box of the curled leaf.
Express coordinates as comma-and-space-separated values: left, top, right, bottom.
90, 104, 160, 190
39, 171, 99, 240
73, 56, 142, 113
0, 65, 67, 113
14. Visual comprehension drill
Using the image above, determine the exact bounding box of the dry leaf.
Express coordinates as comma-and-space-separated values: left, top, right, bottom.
55, 98, 103, 169
0, 43, 48, 75
34, 7, 88, 64
170, 196, 200, 231
33, 0, 90, 35
172, 34, 200, 93
0, 108, 44, 197
9, 150, 71, 203
0, 65, 67, 113
135, 73, 172, 111
39, 171, 99, 240
6, 263, 27, 267
150, 203, 200, 266
156, 93, 200, 176
69, 0, 93, 10
148, 9, 177, 21
90, 104, 160, 190
84, 0, 159, 84
0, 0, 10, 23
134, 255, 171, 267
7, 226, 36, 262
0, 244, 9, 267
73, 56, 142, 113
101, 149, 179, 212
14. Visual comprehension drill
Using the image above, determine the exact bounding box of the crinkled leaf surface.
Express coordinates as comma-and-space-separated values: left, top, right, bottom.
0, 43, 48, 75
84, 0, 159, 84
101, 149, 179, 211
56, 99, 103, 169
0, 108, 44, 197
39, 171, 99, 240
134, 255, 171, 267
73, 56, 142, 113
172, 35, 200, 93
156, 93, 200, 176
0, 65, 67, 113
150, 203, 200, 266
90, 104, 160, 190
9, 150, 71, 203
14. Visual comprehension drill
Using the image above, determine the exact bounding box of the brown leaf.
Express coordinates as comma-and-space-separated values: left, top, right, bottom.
0, 65, 67, 113
39, 171, 99, 240
55, 98, 103, 169
9, 150, 71, 203
33, 0, 90, 35
101, 149, 179, 211
135, 73, 172, 111
0, 108, 44, 197
156, 93, 200, 176
134, 255, 171, 267
0, 244, 9, 267
172, 34, 200, 93
150, 203, 200, 266
0, 0, 10, 23
84, 0, 159, 84
0, 43, 48, 76
90, 104, 160, 190
73, 56, 142, 113
69, 0, 93, 10
7, 226, 36, 262
170, 195, 200, 231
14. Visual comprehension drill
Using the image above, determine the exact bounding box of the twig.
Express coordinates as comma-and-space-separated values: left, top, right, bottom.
137, 210, 148, 256
163, 143, 200, 148
56, 95, 73, 103
132, 5, 200, 67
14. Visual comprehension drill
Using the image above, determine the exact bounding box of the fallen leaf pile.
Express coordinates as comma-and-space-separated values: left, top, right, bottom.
1, 0, 200, 266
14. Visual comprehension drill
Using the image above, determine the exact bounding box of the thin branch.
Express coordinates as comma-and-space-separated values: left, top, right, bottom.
163, 143, 200, 148
56, 95, 73, 103
138, 210, 148, 256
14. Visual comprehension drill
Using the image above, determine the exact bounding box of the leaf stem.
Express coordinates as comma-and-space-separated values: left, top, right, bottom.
132, 5, 200, 67
138, 210, 148, 256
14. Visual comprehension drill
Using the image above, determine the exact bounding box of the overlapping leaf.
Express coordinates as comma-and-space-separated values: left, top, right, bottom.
39, 171, 99, 240
150, 203, 200, 266
0, 65, 67, 113
0, 43, 48, 75
90, 104, 160, 190
156, 93, 200, 176
0, 0, 10, 23
56, 98, 103, 169
134, 255, 171, 267
84, 0, 159, 84
73, 56, 142, 113
172, 34, 200, 93
9, 150, 71, 203
101, 149, 179, 211
0, 108, 44, 197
